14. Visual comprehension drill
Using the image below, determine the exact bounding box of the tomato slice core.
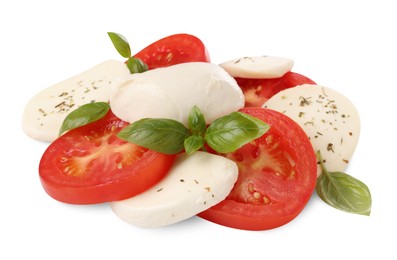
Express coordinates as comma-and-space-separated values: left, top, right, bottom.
199, 108, 317, 230
39, 111, 175, 204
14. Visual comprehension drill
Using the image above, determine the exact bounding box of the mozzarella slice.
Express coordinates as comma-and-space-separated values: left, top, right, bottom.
110, 151, 238, 228
22, 60, 130, 142
109, 62, 244, 126
263, 84, 360, 177
219, 56, 294, 79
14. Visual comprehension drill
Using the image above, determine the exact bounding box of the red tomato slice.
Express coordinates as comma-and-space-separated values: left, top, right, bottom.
134, 33, 210, 69
199, 108, 317, 230
39, 111, 176, 204
236, 72, 316, 107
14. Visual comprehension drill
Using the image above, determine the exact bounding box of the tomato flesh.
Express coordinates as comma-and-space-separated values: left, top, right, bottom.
199, 108, 317, 230
236, 72, 316, 107
39, 111, 175, 204
134, 33, 210, 69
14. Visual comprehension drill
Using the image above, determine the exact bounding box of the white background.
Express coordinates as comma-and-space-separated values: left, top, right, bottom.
1, 0, 396, 259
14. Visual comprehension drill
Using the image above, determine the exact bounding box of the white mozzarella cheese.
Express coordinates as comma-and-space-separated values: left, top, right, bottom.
109, 62, 245, 126
219, 56, 294, 79
263, 84, 360, 177
22, 60, 130, 142
110, 151, 238, 228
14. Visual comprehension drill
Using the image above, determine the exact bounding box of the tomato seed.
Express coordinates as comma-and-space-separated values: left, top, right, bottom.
263, 196, 270, 204
248, 183, 255, 193
253, 192, 261, 199
266, 135, 274, 144
166, 52, 173, 62
251, 146, 261, 159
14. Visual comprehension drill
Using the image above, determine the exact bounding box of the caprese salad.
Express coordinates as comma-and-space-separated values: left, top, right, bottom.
22, 32, 371, 231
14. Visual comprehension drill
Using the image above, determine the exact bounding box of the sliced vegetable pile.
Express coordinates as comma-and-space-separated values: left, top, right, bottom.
22, 32, 371, 231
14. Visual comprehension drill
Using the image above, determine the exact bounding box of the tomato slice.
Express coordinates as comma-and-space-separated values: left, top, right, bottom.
39, 111, 176, 204
236, 72, 316, 107
134, 33, 210, 69
199, 108, 317, 230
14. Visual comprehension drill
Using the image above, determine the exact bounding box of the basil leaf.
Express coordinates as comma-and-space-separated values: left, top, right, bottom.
59, 102, 110, 136
184, 135, 204, 155
316, 151, 372, 216
188, 106, 206, 135
126, 57, 148, 74
205, 112, 270, 153
117, 118, 190, 154
107, 32, 131, 58
316, 171, 372, 216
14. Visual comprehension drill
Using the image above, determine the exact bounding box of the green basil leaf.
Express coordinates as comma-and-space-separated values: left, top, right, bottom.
188, 106, 206, 135
126, 57, 148, 74
316, 171, 372, 216
315, 151, 372, 216
117, 118, 190, 154
107, 32, 131, 58
59, 102, 110, 136
205, 112, 270, 153
184, 135, 205, 155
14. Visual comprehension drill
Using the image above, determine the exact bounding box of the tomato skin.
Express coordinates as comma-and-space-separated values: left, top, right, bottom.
199, 108, 317, 231
40, 151, 174, 205
133, 33, 210, 69
39, 111, 176, 205
236, 72, 316, 107
198, 201, 297, 231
